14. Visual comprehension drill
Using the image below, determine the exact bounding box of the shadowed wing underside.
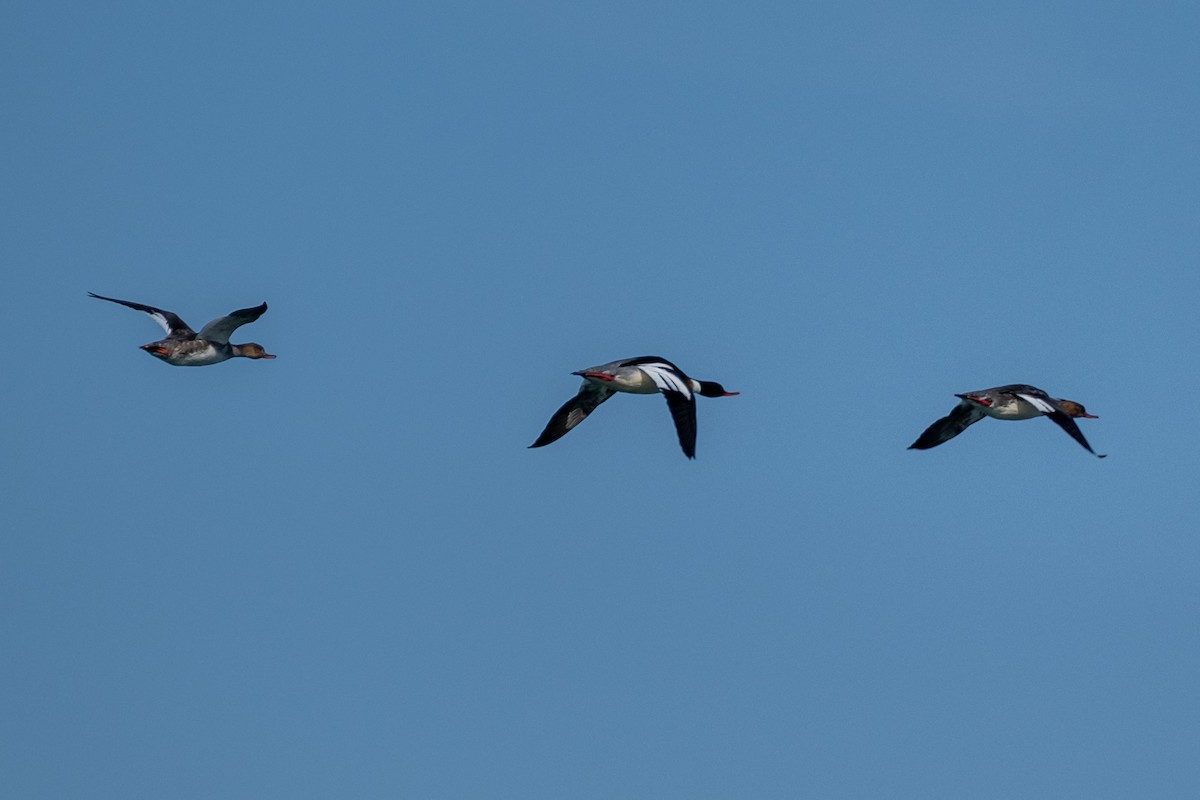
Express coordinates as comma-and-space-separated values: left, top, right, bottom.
908, 401, 986, 450
529, 382, 615, 449
198, 303, 269, 344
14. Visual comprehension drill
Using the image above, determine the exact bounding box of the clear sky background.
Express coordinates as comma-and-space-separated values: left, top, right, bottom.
3, 2, 1198, 797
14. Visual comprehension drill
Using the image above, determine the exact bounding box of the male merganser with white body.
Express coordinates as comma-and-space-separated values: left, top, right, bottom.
909, 384, 1105, 457
529, 356, 738, 459
89, 292, 276, 366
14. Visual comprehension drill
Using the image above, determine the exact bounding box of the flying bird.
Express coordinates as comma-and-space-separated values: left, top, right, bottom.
89, 292, 276, 366
909, 384, 1105, 457
530, 356, 738, 459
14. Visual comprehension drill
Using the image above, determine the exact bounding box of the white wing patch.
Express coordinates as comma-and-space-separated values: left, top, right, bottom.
144, 310, 173, 335
637, 362, 693, 397
1016, 393, 1057, 415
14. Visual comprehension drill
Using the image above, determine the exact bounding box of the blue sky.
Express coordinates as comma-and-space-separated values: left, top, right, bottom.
3, 2, 1199, 797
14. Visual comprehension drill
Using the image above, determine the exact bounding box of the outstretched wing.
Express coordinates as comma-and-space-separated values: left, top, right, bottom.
908, 401, 986, 450
88, 292, 195, 338
660, 389, 699, 459
197, 302, 269, 345
1014, 392, 1106, 457
529, 382, 615, 449
628, 360, 699, 459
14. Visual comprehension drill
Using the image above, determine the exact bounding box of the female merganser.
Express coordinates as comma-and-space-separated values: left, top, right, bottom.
909, 384, 1105, 457
89, 292, 276, 366
529, 356, 738, 459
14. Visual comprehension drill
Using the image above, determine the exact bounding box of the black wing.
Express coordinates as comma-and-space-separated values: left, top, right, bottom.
1011, 391, 1107, 458
908, 401, 986, 450
529, 382, 615, 449
661, 389, 699, 459
1043, 409, 1107, 458
88, 292, 195, 338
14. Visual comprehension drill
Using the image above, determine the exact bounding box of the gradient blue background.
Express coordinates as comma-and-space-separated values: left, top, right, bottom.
4, 2, 1198, 797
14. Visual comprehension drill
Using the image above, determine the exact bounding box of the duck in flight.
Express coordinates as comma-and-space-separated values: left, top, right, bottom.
530, 356, 738, 459
909, 384, 1105, 457
89, 292, 276, 366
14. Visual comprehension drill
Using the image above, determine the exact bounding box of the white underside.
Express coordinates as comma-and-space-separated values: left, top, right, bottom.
980, 395, 1047, 420
160, 346, 230, 366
